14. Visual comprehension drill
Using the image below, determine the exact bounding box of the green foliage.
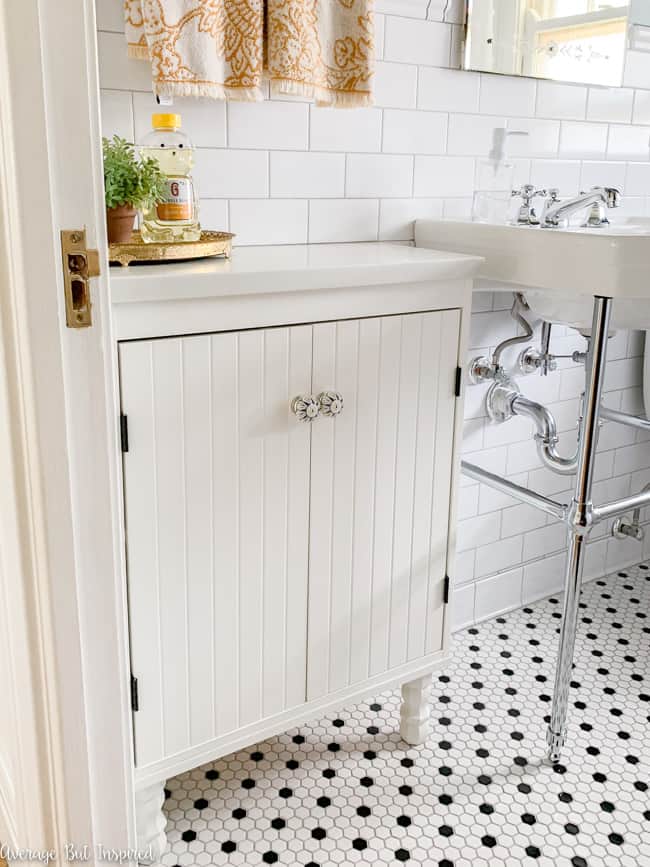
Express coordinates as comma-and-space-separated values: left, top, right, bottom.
102, 136, 166, 211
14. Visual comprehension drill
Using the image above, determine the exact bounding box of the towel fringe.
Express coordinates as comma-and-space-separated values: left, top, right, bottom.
127, 43, 150, 60
154, 82, 265, 102
123, 65, 371, 106
270, 78, 373, 108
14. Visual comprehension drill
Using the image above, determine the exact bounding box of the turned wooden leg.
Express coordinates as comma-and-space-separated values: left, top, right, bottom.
400, 675, 431, 745
135, 781, 168, 865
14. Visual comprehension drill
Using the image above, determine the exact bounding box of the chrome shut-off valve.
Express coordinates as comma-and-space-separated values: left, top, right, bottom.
612, 516, 645, 542
469, 356, 509, 385
486, 379, 520, 423
518, 347, 558, 376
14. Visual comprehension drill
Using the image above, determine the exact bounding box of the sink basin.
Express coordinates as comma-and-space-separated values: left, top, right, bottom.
570, 222, 650, 236
415, 218, 650, 331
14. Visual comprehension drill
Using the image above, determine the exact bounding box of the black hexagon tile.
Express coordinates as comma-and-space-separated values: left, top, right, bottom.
161, 562, 650, 866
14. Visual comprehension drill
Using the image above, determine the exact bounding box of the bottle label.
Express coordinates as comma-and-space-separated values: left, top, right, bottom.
157, 177, 193, 222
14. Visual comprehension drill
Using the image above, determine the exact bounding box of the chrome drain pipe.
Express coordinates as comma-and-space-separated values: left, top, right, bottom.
510, 393, 579, 475
485, 383, 579, 475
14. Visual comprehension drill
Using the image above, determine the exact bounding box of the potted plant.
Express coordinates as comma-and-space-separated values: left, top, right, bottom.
102, 135, 166, 244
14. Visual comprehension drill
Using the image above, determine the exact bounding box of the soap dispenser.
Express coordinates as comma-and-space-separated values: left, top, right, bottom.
472, 128, 528, 224
139, 113, 201, 243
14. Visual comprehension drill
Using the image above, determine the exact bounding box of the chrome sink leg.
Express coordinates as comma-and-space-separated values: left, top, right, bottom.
547, 530, 589, 764
546, 295, 612, 764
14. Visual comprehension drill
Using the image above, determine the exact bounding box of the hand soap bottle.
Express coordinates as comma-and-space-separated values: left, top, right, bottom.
140, 113, 201, 243
472, 128, 527, 224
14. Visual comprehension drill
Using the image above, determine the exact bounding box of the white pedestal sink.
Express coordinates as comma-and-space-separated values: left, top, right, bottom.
415, 218, 650, 331
416, 215, 650, 767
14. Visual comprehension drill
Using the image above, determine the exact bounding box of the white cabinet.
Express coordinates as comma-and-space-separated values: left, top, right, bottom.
120, 309, 461, 782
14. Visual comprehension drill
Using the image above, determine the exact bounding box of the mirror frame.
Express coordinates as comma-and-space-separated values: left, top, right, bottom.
462, 0, 630, 88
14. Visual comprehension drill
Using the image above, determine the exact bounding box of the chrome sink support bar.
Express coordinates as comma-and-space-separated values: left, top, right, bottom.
462, 295, 650, 763
461, 461, 568, 521
594, 485, 650, 523
600, 405, 650, 432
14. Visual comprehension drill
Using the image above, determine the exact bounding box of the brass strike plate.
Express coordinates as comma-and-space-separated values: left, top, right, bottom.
61, 229, 100, 328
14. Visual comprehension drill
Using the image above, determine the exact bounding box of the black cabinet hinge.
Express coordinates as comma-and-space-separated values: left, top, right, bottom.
454, 366, 462, 398
443, 575, 450, 605
120, 413, 129, 453
130, 675, 139, 712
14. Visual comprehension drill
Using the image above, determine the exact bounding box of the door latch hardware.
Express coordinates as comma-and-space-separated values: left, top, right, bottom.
131, 675, 139, 712
454, 366, 462, 398
60, 229, 100, 328
120, 414, 129, 453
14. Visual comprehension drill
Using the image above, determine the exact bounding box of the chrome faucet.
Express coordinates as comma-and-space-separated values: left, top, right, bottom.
512, 184, 546, 225
541, 186, 621, 228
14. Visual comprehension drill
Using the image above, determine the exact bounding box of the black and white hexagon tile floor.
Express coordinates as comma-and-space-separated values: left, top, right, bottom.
161, 562, 650, 867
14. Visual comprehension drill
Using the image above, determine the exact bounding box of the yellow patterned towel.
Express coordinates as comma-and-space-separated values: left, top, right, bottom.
125, 0, 374, 107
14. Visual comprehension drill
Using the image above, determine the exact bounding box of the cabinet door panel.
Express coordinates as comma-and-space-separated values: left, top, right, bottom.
120, 326, 312, 768
307, 311, 460, 700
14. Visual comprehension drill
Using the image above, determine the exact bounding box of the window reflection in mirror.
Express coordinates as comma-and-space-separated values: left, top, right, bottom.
464, 0, 629, 86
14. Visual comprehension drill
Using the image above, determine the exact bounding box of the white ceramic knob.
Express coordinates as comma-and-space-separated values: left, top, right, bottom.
318, 391, 344, 417
291, 395, 321, 422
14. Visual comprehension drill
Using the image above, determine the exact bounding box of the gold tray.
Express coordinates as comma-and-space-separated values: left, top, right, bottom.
109, 230, 234, 267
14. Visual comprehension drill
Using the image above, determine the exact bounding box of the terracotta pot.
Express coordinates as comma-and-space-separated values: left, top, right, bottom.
106, 204, 137, 244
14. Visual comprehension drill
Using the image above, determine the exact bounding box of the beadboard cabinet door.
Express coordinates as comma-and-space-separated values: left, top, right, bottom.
307, 311, 461, 700
120, 327, 312, 769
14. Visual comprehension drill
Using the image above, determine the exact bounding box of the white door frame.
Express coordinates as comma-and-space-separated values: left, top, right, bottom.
0, 0, 135, 855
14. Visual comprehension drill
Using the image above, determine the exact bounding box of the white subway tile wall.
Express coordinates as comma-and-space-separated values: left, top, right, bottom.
97, 0, 650, 627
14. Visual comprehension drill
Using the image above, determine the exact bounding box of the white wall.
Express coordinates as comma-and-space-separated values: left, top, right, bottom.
96, 0, 650, 628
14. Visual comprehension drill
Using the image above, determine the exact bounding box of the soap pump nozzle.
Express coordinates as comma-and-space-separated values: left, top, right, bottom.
488, 127, 529, 169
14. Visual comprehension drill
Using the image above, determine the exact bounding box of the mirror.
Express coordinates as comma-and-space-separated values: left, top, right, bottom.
464, 1, 629, 87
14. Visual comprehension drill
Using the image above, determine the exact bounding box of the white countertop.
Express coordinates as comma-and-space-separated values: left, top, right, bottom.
110, 242, 483, 304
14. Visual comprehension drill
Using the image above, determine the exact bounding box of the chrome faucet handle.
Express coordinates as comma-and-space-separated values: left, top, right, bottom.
581, 187, 621, 208
512, 184, 533, 198
513, 184, 545, 199
540, 189, 563, 228
512, 184, 547, 225
580, 187, 621, 227
513, 184, 547, 204
602, 187, 621, 208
